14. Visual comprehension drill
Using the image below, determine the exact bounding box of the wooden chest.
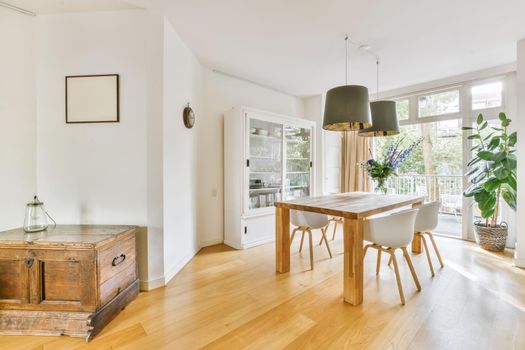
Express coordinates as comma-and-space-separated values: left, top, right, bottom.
0, 225, 139, 340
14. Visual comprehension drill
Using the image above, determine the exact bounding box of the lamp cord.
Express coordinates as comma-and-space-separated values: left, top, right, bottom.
376, 59, 380, 100
345, 35, 348, 85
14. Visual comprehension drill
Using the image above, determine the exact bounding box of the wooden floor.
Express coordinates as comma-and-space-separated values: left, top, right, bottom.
2, 229, 525, 350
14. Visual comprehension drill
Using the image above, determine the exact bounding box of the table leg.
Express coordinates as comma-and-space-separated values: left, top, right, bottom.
343, 217, 364, 305
411, 201, 424, 254
276, 207, 290, 273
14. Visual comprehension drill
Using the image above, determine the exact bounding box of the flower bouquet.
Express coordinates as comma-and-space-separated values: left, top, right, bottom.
361, 137, 422, 194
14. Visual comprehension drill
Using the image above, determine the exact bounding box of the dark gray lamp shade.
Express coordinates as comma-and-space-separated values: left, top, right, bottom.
358, 100, 400, 137
323, 85, 372, 131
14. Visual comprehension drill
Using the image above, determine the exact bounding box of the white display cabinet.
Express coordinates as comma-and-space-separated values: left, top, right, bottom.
224, 106, 315, 249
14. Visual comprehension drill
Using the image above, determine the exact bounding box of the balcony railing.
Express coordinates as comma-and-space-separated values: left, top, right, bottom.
383, 175, 463, 215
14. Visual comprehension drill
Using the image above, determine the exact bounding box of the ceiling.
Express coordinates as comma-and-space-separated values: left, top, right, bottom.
4, 0, 139, 14
6, 0, 525, 96
141, 0, 525, 96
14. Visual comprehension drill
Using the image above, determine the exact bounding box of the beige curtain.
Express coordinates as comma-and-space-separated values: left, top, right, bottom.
341, 131, 372, 192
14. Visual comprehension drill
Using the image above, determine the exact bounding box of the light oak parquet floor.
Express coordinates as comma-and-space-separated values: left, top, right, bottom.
2, 227, 524, 350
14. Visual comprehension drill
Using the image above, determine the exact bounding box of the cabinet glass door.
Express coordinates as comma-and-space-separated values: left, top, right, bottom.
285, 125, 311, 200
248, 119, 282, 210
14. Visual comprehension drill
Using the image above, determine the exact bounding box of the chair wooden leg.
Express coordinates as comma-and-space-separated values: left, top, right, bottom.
420, 234, 435, 277
390, 251, 406, 305
376, 249, 382, 275
290, 228, 299, 246
318, 225, 328, 246
307, 229, 314, 270
401, 247, 421, 291
387, 255, 393, 267
331, 220, 338, 240
321, 227, 332, 258
363, 244, 374, 260
299, 230, 305, 252
427, 232, 444, 268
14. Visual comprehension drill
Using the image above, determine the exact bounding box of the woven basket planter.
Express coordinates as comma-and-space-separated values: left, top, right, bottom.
473, 221, 508, 252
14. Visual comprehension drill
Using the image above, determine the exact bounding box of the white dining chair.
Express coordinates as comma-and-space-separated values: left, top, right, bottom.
363, 208, 421, 305
412, 201, 444, 276
388, 202, 444, 276
290, 210, 332, 270
318, 216, 343, 246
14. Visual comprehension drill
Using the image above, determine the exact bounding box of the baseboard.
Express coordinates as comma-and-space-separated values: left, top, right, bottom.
224, 236, 274, 250
514, 257, 525, 268
164, 247, 200, 285
200, 237, 224, 247
223, 239, 243, 250
139, 276, 165, 291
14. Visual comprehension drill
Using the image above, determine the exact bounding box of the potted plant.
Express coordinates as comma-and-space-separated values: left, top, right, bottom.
463, 113, 517, 251
362, 137, 422, 194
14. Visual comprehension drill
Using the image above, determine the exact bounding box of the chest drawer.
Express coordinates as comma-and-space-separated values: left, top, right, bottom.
98, 236, 136, 285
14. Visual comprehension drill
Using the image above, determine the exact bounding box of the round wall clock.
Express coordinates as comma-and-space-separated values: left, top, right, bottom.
183, 104, 195, 129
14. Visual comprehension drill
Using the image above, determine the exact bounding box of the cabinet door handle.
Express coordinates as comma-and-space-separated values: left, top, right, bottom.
112, 254, 126, 267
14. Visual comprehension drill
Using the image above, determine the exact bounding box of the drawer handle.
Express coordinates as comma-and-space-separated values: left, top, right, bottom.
112, 254, 126, 267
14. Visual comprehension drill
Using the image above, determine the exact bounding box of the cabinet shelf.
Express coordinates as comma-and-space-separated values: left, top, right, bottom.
224, 106, 315, 250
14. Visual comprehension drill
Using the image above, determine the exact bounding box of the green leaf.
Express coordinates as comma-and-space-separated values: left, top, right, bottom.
507, 174, 517, 191
479, 194, 496, 211
468, 134, 481, 140
494, 167, 510, 180
488, 137, 500, 150
465, 166, 480, 177
479, 121, 488, 130
477, 151, 494, 161
481, 208, 495, 219
467, 157, 482, 167
499, 112, 507, 121
492, 127, 503, 132
502, 119, 510, 127
477, 114, 484, 125
464, 184, 483, 197
509, 132, 517, 146
503, 156, 517, 170
462, 126, 474, 130
501, 187, 517, 210
474, 190, 490, 203
483, 132, 495, 141
493, 151, 507, 162
482, 178, 501, 192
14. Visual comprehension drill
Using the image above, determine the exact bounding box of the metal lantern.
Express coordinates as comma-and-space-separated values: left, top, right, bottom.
23, 196, 51, 233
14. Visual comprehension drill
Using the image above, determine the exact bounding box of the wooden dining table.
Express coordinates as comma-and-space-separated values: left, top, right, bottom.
275, 192, 425, 306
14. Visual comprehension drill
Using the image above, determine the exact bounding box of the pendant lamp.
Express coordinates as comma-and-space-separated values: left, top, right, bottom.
359, 59, 400, 137
323, 36, 372, 131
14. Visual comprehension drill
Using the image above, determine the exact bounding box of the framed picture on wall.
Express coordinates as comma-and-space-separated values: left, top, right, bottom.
65, 74, 120, 123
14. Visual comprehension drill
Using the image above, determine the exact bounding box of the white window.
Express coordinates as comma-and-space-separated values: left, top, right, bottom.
395, 99, 409, 121
471, 81, 502, 110
418, 89, 460, 118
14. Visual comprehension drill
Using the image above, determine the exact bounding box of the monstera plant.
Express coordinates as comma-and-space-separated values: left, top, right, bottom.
463, 113, 516, 251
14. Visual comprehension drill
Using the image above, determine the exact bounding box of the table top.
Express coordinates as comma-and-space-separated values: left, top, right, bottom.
0, 225, 136, 248
275, 192, 425, 219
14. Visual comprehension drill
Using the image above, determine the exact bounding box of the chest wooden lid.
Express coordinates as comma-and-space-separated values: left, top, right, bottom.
0, 225, 136, 249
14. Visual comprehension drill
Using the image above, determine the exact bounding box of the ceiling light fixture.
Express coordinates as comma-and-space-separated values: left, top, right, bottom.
323, 35, 372, 131
358, 58, 400, 137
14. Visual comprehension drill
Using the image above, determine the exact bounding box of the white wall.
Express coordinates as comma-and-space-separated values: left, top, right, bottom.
515, 39, 525, 267
198, 69, 305, 245
162, 20, 203, 283
34, 10, 170, 288
303, 95, 324, 195
0, 8, 36, 231
35, 10, 149, 226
